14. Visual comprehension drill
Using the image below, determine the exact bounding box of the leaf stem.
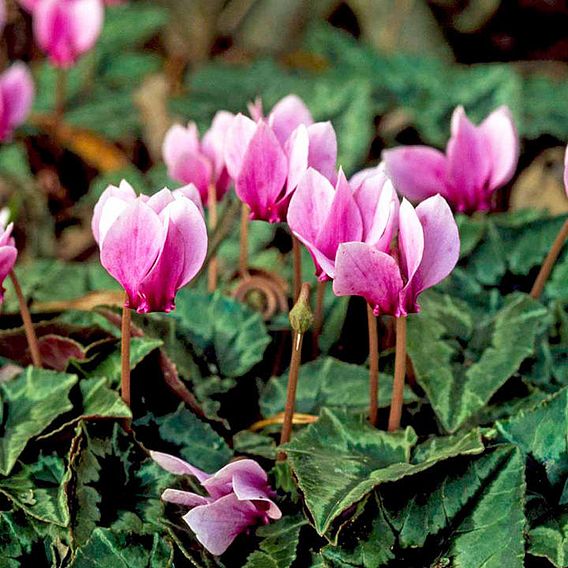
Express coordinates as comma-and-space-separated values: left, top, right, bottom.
207, 183, 218, 292
55, 67, 67, 122
367, 304, 379, 427
239, 203, 249, 278
530, 218, 568, 300
9, 271, 42, 367
388, 315, 407, 432
292, 235, 302, 301
121, 295, 131, 408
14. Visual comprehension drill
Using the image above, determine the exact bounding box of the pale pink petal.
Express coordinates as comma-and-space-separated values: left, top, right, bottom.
314, 169, 363, 278
183, 494, 260, 556
145, 187, 175, 214
0, 62, 34, 128
34, 0, 73, 67
446, 106, 492, 212
564, 145, 568, 197
91, 180, 136, 244
163, 123, 201, 171
333, 242, 404, 317
235, 121, 287, 222
383, 146, 448, 202
171, 152, 212, 203
139, 198, 207, 312
224, 114, 257, 180
307, 121, 337, 183
411, 194, 460, 296
97, 196, 130, 246
150, 450, 210, 483
232, 471, 281, 520
70, 0, 104, 55
202, 110, 234, 180
247, 97, 264, 122
202, 459, 268, 500
99, 200, 165, 310
268, 94, 313, 146
0, 222, 14, 247
284, 124, 309, 194
161, 489, 210, 508
17, 0, 40, 12
479, 106, 519, 189
349, 163, 385, 191
397, 199, 424, 285
173, 183, 204, 216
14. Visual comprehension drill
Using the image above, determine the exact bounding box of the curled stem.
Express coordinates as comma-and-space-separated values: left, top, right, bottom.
9, 271, 42, 367
388, 316, 407, 432
292, 236, 302, 301
239, 203, 249, 278
367, 304, 379, 427
207, 183, 218, 292
530, 218, 568, 300
121, 294, 132, 408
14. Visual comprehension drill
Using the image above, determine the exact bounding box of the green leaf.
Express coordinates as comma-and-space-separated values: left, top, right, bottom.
233, 430, 277, 460
0, 367, 77, 475
529, 511, 568, 568
285, 408, 484, 536
172, 290, 271, 378
70, 529, 173, 567
244, 516, 307, 568
155, 403, 232, 472
260, 357, 418, 417
497, 387, 568, 485
85, 337, 162, 385
0, 454, 70, 527
0, 511, 41, 566
408, 292, 547, 432
0, 143, 32, 183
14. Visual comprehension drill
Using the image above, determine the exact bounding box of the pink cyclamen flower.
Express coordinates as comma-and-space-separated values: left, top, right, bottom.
19, 0, 104, 68
225, 94, 337, 223
92, 180, 207, 313
383, 106, 519, 214
287, 165, 398, 281
162, 111, 234, 205
151, 451, 281, 556
0, 62, 34, 141
0, 210, 18, 304
333, 194, 460, 317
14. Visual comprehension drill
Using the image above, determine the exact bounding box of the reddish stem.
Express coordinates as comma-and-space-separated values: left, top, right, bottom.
367, 304, 379, 427
9, 270, 42, 368
388, 316, 407, 432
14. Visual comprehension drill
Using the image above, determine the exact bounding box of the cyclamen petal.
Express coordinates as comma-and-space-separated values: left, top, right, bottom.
0, 63, 35, 136
397, 199, 424, 286
183, 494, 261, 556
268, 94, 313, 146
0, 245, 17, 304
150, 450, 209, 482
202, 459, 270, 500
333, 242, 405, 317
91, 180, 136, 244
161, 489, 210, 508
564, 145, 568, 197
224, 113, 257, 180
307, 121, 337, 185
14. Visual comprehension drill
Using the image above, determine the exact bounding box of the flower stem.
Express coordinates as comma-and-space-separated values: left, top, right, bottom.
121, 295, 131, 407
388, 316, 407, 432
530, 218, 568, 300
292, 236, 302, 301
367, 304, 379, 427
55, 67, 67, 122
239, 203, 249, 278
278, 283, 311, 461
9, 271, 41, 367
207, 183, 218, 292
312, 280, 326, 355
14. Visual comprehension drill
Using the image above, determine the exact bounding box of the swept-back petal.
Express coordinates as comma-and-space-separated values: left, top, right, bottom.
284, 124, 309, 194
146, 187, 175, 214
235, 121, 287, 221
139, 197, 207, 312
565, 145, 568, 197
183, 494, 260, 556
333, 242, 404, 317
224, 113, 257, 180
162, 123, 200, 170
99, 200, 164, 309
398, 198, 424, 285
173, 183, 204, 216
314, 169, 363, 276
479, 105, 519, 189
202, 110, 234, 179
232, 471, 281, 520
91, 180, 136, 243
412, 194, 460, 296
150, 450, 210, 483
70, 0, 104, 54
350, 163, 385, 191
307, 121, 337, 183
268, 94, 313, 145
383, 146, 448, 202
202, 459, 269, 500
446, 106, 492, 211
0, 245, 17, 303
161, 489, 210, 508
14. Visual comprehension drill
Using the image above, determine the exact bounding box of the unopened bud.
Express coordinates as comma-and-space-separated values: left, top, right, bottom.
289, 283, 313, 334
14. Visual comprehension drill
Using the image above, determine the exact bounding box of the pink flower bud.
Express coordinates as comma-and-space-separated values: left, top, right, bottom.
0, 211, 17, 305
0, 62, 34, 141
